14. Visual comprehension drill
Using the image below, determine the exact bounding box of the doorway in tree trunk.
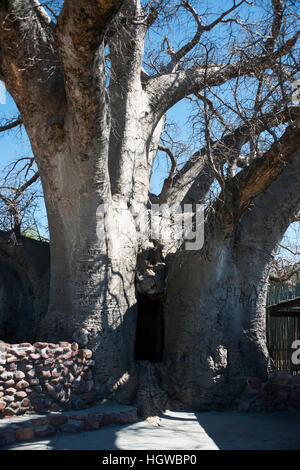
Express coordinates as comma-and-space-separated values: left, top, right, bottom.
135, 294, 164, 363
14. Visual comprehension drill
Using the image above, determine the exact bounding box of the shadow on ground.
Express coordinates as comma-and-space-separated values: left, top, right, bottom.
2, 410, 300, 450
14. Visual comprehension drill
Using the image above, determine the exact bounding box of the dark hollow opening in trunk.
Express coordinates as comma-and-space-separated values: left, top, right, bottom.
134, 294, 164, 362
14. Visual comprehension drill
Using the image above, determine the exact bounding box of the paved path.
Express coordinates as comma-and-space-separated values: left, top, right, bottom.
4, 410, 300, 450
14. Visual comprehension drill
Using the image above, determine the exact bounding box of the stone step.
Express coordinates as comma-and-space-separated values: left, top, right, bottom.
0, 402, 138, 446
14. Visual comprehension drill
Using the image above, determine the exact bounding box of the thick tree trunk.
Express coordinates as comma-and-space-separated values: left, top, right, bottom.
161, 234, 273, 409
160, 146, 300, 409
37, 146, 139, 400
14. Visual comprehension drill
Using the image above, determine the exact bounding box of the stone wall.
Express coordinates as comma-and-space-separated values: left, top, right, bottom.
239, 371, 300, 412
0, 405, 138, 446
0, 341, 96, 418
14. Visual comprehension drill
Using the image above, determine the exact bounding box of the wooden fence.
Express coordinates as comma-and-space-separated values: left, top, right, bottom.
267, 282, 300, 373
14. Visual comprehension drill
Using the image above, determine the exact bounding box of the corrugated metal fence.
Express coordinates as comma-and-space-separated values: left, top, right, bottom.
267, 283, 300, 373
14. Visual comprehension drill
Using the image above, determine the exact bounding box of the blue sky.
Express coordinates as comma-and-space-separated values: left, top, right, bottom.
0, 86, 179, 193
0, 0, 299, 256
0, 91, 47, 232
0, 87, 187, 238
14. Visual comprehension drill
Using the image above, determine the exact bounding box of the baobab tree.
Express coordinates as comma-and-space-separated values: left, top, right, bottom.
0, 0, 299, 413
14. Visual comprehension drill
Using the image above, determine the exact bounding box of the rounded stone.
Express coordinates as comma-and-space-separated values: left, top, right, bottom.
11, 401, 21, 409
15, 427, 34, 441
33, 342, 48, 349
6, 355, 17, 363
44, 382, 54, 393
4, 395, 14, 402
41, 371, 51, 379
16, 380, 30, 390
30, 353, 41, 360
15, 350, 27, 358
3, 408, 17, 417
5, 380, 15, 388
35, 424, 56, 438
30, 379, 40, 386
51, 369, 60, 378
4, 372, 13, 380
27, 369, 36, 378
44, 358, 55, 365
14, 371, 25, 381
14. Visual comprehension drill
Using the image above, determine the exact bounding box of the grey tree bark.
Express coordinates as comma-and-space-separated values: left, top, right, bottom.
162, 147, 300, 408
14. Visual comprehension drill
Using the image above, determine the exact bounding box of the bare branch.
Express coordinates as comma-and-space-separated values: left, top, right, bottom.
219, 120, 300, 235
269, 262, 300, 283
166, 1, 203, 65
146, 31, 299, 117
146, 0, 166, 28
157, 144, 177, 203
0, 117, 22, 133
164, 104, 300, 206
278, 244, 300, 257
163, 1, 247, 70
16, 171, 40, 197
293, 211, 300, 222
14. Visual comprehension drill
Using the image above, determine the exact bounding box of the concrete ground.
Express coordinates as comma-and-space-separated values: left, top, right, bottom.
3, 410, 300, 450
